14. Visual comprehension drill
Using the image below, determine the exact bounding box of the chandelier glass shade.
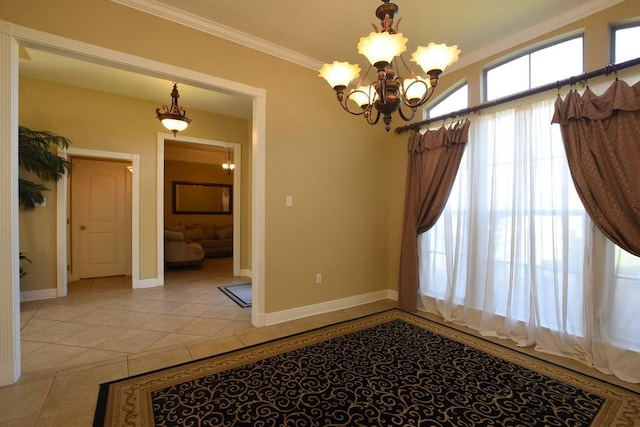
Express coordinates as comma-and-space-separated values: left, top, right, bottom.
222, 148, 235, 174
156, 83, 192, 136
319, 0, 461, 131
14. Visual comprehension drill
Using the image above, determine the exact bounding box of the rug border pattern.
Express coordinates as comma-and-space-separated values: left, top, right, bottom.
96, 309, 640, 426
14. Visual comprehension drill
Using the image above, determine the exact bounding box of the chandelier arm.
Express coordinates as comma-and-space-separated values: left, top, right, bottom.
397, 104, 417, 122
366, 108, 381, 125
356, 63, 374, 88
397, 54, 417, 78
414, 86, 437, 107
401, 81, 435, 109
339, 98, 368, 116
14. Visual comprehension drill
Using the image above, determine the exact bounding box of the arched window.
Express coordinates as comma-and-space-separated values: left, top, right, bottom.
485, 36, 583, 101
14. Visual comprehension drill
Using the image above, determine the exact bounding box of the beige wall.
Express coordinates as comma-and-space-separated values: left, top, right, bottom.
5, 0, 391, 314
6, 0, 640, 312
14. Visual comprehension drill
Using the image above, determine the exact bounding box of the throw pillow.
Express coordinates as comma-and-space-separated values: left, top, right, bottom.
200, 224, 218, 240
216, 225, 233, 240
165, 224, 185, 233
164, 230, 184, 241
183, 227, 205, 241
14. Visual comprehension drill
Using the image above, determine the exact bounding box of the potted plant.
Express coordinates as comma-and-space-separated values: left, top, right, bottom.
18, 126, 72, 277
18, 126, 72, 210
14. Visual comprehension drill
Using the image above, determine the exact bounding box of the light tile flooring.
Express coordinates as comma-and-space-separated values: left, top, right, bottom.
1, 258, 397, 426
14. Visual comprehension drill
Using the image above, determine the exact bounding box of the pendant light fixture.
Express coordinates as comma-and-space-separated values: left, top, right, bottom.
156, 83, 192, 136
319, 0, 461, 131
222, 148, 235, 174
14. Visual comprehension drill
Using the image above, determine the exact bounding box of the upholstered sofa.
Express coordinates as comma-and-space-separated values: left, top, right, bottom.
164, 230, 205, 268
164, 223, 233, 260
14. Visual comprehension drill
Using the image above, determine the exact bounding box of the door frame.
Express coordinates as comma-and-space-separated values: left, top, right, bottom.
56, 148, 140, 296
157, 134, 242, 283
1, 21, 266, 385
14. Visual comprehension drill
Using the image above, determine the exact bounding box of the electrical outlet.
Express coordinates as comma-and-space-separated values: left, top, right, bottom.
315, 273, 322, 284
286, 196, 293, 207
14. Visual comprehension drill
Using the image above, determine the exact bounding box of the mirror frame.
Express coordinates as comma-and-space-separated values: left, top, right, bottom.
172, 181, 233, 214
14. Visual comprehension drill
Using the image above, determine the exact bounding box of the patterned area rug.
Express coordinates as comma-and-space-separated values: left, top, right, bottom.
94, 309, 640, 426
218, 283, 251, 307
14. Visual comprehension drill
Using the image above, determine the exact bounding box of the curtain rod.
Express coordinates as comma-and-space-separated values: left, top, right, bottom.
395, 56, 640, 134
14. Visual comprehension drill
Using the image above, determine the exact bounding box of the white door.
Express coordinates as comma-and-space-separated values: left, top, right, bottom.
71, 158, 129, 278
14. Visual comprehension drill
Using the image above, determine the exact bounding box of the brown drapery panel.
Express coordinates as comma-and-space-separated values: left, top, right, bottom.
398, 120, 470, 311
552, 79, 640, 256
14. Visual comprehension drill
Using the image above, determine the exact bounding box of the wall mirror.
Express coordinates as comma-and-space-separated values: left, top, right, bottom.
172, 181, 232, 214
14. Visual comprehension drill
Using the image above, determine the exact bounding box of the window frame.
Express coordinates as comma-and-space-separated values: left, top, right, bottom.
610, 21, 640, 64
425, 81, 468, 120
483, 34, 584, 102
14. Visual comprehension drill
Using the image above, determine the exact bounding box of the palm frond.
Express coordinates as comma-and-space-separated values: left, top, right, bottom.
18, 126, 72, 182
19, 178, 49, 211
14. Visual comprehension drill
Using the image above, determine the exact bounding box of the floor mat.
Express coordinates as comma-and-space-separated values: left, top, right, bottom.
218, 283, 251, 307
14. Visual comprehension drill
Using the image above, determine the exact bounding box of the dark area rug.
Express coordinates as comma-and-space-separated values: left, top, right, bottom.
218, 283, 251, 307
94, 309, 640, 426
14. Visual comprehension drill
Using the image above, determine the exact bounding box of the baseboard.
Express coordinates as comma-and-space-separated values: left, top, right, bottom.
264, 289, 398, 326
0, 362, 20, 387
239, 268, 252, 278
132, 278, 161, 289
20, 288, 58, 302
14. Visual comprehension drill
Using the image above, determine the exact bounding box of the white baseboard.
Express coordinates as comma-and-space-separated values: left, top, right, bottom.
239, 268, 252, 278
0, 362, 20, 387
133, 278, 161, 289
20, 288, 58, 302
264, 289, 398, 326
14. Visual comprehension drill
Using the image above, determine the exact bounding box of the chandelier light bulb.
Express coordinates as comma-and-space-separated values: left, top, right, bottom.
358, 32, 408, 66
403, 77, 430, 101
349, 85, 378, 108
319, 61, 361, 89
411, 43, 461, 74
161, 118, 189, 133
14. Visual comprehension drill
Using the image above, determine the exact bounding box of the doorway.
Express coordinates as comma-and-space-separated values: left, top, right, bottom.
56, 148, 140, 297
158, 135, 242, 285
3, 28, 267, 385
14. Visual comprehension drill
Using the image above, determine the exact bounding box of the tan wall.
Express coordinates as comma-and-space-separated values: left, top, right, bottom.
6, 0, 389, 313
18, 77, 250, 290
8, 0, 639, 312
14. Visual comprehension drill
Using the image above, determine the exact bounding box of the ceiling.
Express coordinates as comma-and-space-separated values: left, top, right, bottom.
19, 0, 621, 121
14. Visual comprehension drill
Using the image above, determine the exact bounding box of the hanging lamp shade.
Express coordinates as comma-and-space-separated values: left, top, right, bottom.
156, 83, 192, 136
358, 32, 408, 66
411, 42, 461, 74
319, 61, 361, 89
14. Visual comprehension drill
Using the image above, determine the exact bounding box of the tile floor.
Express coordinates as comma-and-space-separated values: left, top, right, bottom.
1, 258, 397, 426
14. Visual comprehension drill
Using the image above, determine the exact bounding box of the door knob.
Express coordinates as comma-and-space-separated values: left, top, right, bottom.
80, 225, 86, 230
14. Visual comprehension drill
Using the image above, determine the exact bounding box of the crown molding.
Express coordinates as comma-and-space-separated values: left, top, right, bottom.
111, 0, 623, 75
450, 0, 625, 72
109, 0, 323, 71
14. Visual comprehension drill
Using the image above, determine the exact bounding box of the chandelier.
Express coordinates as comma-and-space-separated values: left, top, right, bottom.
319, 0, 461, 131
222, 148, 235, 174
156, 83, 192, 136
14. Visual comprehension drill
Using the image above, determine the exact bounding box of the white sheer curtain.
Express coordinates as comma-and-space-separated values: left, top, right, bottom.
418, 94, 640, 383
